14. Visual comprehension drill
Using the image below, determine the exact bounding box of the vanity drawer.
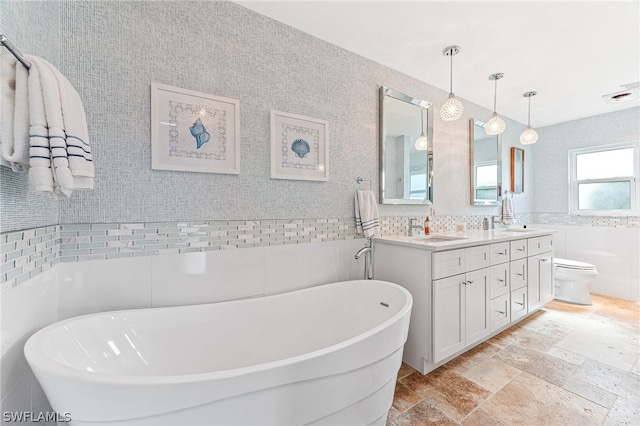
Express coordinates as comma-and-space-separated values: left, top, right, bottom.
433, 249, 465, 279
511, 287, 528, 321
491, 293, 510, 332
490, 242, 510, 265
490, 263, 509, 299
510, 259, 527, 290
510, 239, 528, 260
466, 245, 491, 272
528, 235, 553, 256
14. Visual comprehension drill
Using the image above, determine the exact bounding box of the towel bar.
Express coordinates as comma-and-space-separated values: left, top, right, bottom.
356, 176, 372, 190
1, 34, 32, 69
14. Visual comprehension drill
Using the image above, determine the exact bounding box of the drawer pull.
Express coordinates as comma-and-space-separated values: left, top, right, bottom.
516, 273, 524, 277
467, 280, 474, 285
539, 258, 550, 263
517, 248, 525, 252
496, 251, 506, 255
497, 279, 505, 283
496, 310, 506, 315
514, 301, 524, 306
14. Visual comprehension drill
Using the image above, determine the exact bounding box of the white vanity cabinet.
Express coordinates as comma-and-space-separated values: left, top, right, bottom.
373, 229, 554, 374
432, 246, 491, 362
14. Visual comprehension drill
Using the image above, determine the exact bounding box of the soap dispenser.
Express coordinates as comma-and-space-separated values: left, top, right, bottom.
483, 217, 489, 230
424, 216, 431, 235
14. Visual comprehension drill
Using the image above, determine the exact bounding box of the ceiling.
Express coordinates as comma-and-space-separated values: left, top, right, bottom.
236, 1, 640, 127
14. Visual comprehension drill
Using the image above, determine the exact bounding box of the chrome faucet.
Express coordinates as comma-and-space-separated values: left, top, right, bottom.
354, 238, 373, 279
490, 215, 502, 229
408, 218, 422, 236
354, 246, 371, 259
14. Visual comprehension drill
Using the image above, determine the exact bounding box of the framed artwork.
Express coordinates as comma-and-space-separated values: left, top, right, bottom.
510, 147, 525, 193
270, 110, 328, 181
151, 83, 240, 174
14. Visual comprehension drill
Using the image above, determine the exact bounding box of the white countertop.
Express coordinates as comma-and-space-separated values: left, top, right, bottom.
374, 228, 556, 251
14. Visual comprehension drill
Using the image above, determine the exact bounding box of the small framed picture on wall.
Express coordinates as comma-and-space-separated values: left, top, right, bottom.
510, 147, 524, 193
151, 83, 240, 174
270, 110, 328, 181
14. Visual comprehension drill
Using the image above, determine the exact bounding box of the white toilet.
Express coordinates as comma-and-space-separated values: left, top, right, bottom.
553, 258, 598, 305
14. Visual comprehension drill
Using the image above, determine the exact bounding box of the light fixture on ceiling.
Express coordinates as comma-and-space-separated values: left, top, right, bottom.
415, 108, 429, 151
485, 73, 506, 135
602, 82, 640, 105
519, 91, 539, 145
440, 45, 464, 121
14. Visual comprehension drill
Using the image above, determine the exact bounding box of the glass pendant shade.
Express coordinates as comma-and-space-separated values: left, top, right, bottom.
485, 112, 506, 135
520, 91, 538, 145
415, 133, 429, 151
520, 125, 538, 145
440, 93, 464, 121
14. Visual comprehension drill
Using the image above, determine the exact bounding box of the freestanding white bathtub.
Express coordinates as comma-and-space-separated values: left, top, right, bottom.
25, 279, 412, 425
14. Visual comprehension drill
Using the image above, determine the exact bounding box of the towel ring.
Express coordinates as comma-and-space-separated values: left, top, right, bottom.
356, 176, 372, 190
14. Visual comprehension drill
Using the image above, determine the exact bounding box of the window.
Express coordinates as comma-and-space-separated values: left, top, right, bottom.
569, 142, 639, 215
474, 162, 498, 203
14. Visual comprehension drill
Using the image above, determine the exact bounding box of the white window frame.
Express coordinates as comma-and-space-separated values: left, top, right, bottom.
474, 161, 498, 203
568, 141, 639, 216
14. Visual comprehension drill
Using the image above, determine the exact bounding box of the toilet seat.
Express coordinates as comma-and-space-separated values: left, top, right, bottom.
554, 258, 596, 271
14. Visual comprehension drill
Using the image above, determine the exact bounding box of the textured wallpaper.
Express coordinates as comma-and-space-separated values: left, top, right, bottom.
1, 1, 61, 231
3, 1, 535, 232
534, 108, 640, 213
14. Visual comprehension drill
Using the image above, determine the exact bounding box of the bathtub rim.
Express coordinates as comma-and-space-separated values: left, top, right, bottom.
24, 279, 412, 385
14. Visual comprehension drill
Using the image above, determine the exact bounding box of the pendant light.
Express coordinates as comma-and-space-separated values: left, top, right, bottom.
415, 108, 428, 151
519, 91, 539, 145
440, 45, 464, 121
485, 73, 506, 135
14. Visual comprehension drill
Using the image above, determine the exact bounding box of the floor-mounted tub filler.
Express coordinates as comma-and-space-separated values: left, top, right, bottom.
25, 280, 412, 425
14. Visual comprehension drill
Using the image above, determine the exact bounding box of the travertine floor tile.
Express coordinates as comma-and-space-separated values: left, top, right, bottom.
603, 396, 640, 426
391, 382, 422, 413
508, 326, 564, 353
480, 372, 609, 425
463, 358, 521, 393
546, 347, 586, 365
387, 400, 458, 426
495, 344, 579, 386
562, 376, 618, 408
397, 362, 417, 380
437, 341, 503, 374
401, 368, 491, 422
572, 359, 640, 400
557, 332, 639, 371
461, 408, 507, 426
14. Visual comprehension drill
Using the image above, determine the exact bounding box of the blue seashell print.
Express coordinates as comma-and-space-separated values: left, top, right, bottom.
189, 117, 211, 149
291, 138, 310, 159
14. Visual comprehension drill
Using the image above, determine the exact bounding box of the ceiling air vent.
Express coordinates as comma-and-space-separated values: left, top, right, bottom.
602, 82, 640, 105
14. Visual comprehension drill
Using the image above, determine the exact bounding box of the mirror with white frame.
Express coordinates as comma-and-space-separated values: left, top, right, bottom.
379, 87, 434, 205
469, 118, 502, 205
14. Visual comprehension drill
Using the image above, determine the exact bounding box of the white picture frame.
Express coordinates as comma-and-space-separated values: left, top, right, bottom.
270, 110, 328, 181
151, 83, 240, 174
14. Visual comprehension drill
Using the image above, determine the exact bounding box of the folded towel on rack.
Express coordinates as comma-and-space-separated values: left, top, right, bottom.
26, 55, 94, 198
501, 197, 515, 225
0, 54, 30, 171
355, 190, 380, 237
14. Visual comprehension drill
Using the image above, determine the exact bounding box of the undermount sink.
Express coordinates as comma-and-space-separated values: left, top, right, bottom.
409, 235, 468, 243
500, 228, 537, 232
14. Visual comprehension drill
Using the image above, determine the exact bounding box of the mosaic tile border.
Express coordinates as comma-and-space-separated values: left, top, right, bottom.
0, 225, 59, 288
2, 213, 637, 288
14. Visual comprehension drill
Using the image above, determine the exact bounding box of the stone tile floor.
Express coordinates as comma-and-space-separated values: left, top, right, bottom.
388, 294, 640, 425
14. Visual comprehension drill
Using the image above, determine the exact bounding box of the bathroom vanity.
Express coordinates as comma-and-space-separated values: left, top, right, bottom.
373, 228, 554, 374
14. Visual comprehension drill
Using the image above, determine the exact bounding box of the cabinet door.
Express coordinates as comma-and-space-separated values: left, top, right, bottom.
465, 268, 491, 345
528, 252, 554, 310
490, 263, 509, 298
433, 275, 465, 362
490, 293, 510, 332
528, 235, 554, 256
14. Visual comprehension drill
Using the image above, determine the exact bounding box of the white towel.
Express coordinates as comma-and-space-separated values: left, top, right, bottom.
0, 54, 30, 171
501, 197, 515, 225
26, 55, 94, 197
355, 190, 380, 237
